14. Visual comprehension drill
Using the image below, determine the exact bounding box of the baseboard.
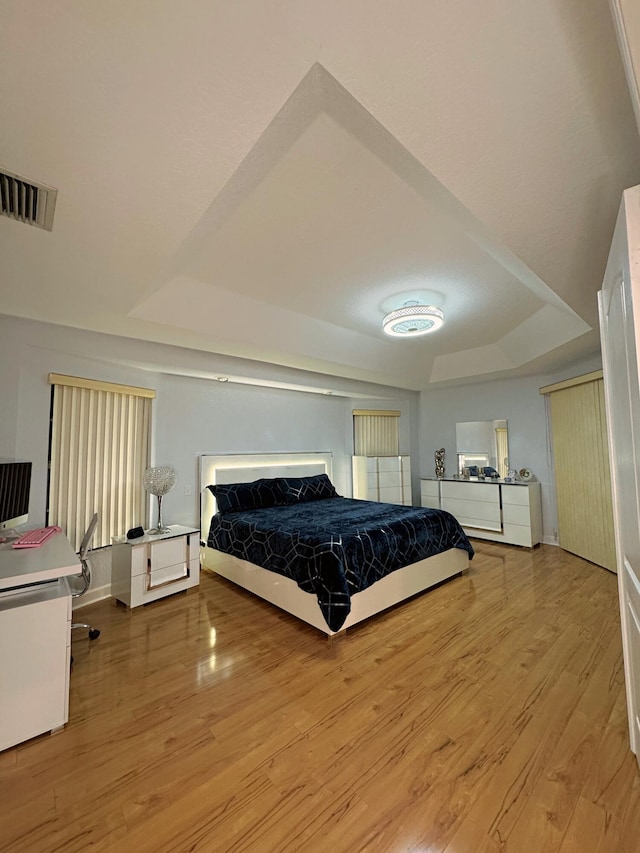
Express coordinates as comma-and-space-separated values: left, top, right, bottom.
543, 536, 559, 546
72, 584, 111, 610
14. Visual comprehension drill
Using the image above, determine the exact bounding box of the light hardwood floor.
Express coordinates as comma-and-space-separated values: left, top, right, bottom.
1, 542, 638, 852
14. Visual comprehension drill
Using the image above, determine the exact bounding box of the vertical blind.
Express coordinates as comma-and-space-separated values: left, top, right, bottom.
48, 374, 154, 551
353, 410, 400, 456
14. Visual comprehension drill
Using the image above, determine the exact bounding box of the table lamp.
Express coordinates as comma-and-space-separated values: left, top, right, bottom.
143, 465, 177, 534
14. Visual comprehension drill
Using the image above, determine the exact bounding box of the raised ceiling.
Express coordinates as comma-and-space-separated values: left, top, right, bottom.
1, 1, 639, 391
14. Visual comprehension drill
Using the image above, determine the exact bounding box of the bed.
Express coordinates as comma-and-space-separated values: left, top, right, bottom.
199, 453, 473, 635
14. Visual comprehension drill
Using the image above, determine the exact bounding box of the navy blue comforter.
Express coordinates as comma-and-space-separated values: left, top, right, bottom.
208, 497, 473, 631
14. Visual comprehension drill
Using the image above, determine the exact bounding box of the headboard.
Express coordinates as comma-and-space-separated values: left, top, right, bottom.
199, 452, 333, 542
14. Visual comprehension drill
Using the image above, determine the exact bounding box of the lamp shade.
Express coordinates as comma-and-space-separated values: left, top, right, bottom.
383, 304, 444, 337
143, 466, 176, 534
143, 466, 177, 496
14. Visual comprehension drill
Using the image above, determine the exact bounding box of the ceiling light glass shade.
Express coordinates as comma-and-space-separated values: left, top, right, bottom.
382, 304, 444, 337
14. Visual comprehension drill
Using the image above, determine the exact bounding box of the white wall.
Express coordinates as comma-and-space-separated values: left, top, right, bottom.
0, 315, 418, 601
155, 374, 353, 527
419, 355, 603, 543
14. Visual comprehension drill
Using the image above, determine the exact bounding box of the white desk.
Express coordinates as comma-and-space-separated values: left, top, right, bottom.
0, 534, 80, 752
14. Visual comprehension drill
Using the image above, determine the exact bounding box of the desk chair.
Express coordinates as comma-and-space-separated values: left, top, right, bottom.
70, 512, 101, 641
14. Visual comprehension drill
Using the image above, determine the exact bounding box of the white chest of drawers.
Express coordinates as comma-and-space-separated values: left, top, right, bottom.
352, 455, 412, 505
421, 479, 542, 547
111, 525, 200, 608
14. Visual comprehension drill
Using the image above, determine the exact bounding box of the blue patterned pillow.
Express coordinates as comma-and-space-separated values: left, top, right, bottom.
207, 478, 284, 514
277, 473, 338, 504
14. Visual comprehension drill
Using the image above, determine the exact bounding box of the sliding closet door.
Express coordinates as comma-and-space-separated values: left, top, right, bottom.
546, 374, 616, 572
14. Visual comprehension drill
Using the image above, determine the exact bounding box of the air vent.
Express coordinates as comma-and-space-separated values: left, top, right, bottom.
0, 167, 57, 231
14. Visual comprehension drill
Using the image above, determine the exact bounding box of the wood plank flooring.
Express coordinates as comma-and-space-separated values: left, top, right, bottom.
1, 542, 638, 852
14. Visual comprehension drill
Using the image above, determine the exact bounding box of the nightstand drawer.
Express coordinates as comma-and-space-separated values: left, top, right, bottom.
150, 537, 185, 570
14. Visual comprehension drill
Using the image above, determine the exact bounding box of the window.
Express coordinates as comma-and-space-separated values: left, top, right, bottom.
353, 409, 400, 456
48, 374, 154, 550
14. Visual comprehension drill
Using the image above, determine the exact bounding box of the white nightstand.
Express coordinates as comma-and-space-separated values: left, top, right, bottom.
111, 525, 200, 608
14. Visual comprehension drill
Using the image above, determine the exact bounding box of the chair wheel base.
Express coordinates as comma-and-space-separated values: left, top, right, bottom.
89, 629, 101, 640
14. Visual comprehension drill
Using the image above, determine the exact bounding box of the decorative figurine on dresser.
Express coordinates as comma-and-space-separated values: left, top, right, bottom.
435, 448, 445, 479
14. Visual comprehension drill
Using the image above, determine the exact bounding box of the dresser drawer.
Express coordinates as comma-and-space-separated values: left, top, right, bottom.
502, 485, 530, 506
421, 497, 440, 510
379, 470, 403, 488
378, 485, 404, 504
440, 481, 500, 503
441, 497, 502, 530
377, 456, 401, 473
421, 479, 440, 510
502, 523, 534, 547
420, 480, 440, 499
503, 502, 531, 526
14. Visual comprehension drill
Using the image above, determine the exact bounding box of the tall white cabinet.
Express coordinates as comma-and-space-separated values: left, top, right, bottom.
352, 455, 412, 505
421, 478, 542, 547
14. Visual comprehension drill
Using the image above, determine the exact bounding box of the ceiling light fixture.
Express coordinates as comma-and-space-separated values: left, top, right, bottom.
382, 302, 444, 338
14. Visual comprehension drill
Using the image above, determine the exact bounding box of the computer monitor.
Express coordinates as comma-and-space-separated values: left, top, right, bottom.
0, 460, 32, 531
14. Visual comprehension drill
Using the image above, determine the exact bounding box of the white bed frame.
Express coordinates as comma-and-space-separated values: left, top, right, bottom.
199, 452, 469, 635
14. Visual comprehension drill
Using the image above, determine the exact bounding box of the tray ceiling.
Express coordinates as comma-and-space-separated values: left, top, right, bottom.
1, 1, 639, 391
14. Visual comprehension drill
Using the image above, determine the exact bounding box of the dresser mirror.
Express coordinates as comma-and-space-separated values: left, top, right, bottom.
456, 420, 509, 477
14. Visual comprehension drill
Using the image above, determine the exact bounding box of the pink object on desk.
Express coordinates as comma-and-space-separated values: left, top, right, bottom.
11, 525, 62, 549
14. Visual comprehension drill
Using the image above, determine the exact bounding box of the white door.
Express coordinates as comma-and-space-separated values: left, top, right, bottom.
598, 184, 640, 769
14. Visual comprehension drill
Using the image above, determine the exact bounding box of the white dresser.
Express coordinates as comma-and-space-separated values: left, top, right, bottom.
111, 525, 200, 608
352, 455, 412, 505
421, 478, 542, 547
420, 478, 441, 511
